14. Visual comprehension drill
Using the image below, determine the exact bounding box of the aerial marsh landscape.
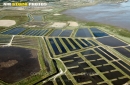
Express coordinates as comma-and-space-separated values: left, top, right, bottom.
0, 0, 130, 85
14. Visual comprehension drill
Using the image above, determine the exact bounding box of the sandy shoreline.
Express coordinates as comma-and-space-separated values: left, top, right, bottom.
0, 20, 16, 27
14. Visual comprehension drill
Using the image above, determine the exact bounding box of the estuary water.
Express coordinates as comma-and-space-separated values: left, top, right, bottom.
62, 1, 130, 30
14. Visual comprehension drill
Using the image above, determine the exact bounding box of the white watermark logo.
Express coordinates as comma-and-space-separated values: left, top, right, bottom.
3, 2, 47, 7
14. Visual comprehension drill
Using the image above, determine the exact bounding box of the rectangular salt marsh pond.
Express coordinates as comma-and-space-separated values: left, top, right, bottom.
68, 38, 80, 49
97, 36, 127, 47
63, 57, 83, 63
68, 67, 85, 74
118, 61, 130, 70
98, 47, 118, 59
114, 47, 130, 58
85, 68, 96, 74
81, 39, 92, 47
75, 28, 92, 37
90, 28, 109, 37
23, 29, 48, 36
88, 40, 98, 46
55, 38, 67, 53
56, 78, 63, 85
59, 30, 72, 37
62, 54, 82, 67
93, 32, 109, 37
74, 74, 91, 83
91, 60, 108, 66
61, 54, 78, 61
35, 30, 48, 36
81, 50, 95, 55
75, 39, 87, 47
84, 55, 101, 60
32, 15, 43, 21
94, 48, 113, 60
112, 61, 130, 75
91, 75, 104, 83
49, 38, 60, 55
23, 29, 40, 35
112, 78, 129, 85
104, 71, 124, 79
61, 38, 74, 51
73, 68, 104, 84
49, 29, 62, 36
61, 75, 74, 85
79, 62, 90, 68
97, 65, 115, 72
63, 80, 74, 85
64, 61, 78, 67
2, 27, 26, 35
73, 57, 84, 62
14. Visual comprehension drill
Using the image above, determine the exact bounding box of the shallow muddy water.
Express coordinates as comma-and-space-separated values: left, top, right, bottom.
62, 1, 130, 30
